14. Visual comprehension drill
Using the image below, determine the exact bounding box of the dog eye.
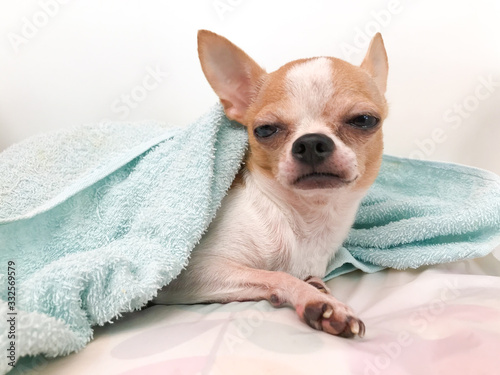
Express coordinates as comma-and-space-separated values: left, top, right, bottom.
348, 115, 379, 129
254, 125, 279, 138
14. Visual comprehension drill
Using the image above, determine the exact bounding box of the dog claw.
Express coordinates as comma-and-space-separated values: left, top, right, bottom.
350, 320, 359, 335
358, 320, 366, 338
322, 306, 333, 319
303, 301, 365, 338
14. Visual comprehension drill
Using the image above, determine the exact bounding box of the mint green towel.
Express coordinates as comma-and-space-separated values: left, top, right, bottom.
1, 105, 499, 372
324, 156, 500, 280
0, 105, 247, 373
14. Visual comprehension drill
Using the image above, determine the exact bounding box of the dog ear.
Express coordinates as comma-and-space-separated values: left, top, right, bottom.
198, 30, 266, 123
360, 33, 388, 95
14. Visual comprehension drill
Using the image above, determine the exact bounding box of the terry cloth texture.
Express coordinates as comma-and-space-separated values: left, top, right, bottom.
324, 155, 500, 280
1, 104, 499, 372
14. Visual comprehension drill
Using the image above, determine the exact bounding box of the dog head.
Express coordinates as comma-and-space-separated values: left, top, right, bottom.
198, 30, 388, 194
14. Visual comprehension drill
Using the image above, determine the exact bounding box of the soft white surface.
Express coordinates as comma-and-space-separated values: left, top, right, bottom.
1, 1, 499, 374
21, 254, 500, 375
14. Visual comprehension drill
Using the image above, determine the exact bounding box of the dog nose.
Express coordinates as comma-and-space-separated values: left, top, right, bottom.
292, 133, 334, 165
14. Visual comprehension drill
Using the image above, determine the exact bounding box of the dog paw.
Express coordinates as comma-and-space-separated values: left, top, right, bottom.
300, 300, 365, 338
304, 276, 330, 294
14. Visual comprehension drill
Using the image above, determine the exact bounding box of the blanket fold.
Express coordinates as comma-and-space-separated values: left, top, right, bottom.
1, 104, 499, 372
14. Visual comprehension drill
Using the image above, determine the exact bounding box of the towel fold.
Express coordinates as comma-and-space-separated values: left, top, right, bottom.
1, 104, 499, 372
325, 156, 500, 279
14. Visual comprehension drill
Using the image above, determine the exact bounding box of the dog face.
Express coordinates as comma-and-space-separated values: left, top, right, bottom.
198, 31, 388, 194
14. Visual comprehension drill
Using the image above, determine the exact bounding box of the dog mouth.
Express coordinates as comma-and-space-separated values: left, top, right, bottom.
293, 172, 356, 190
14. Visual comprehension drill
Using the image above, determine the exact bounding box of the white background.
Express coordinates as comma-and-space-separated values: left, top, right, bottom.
0, 0, 499, 175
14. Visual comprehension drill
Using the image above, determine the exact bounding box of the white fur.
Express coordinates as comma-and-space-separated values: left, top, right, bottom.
215, 169, 363, 278
156, 60, 365, 305
285, 57, 334, 122
155, 168, 364, 304
276, 58, 360, 187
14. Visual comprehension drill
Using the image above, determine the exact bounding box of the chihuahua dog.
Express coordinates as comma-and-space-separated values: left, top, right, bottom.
154, 30, 388, 338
